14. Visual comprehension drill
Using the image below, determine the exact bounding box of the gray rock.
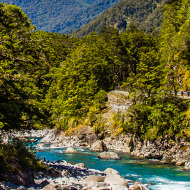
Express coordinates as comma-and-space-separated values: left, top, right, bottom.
45, 168, 61, 178
129, 184, 149, 190
90, 187, 110, 190
69, 177, 79, 184
64, 147, 78, 153
98, 152, 120, 160
104, 168, 119, 175
75, 163, 86, 168
184, 162, 190, 171
43, 184, 57, 190
86, 181, 98, 188
61, 170, 71, 177
104, 174, 128, 186
111, 185, 127, 190
17, 186, 26, 190
90, 141, 108, 152
84, 175, 105, 182
128, 185, 141, 190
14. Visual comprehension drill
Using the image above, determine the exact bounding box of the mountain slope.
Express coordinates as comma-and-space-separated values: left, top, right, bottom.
1, 0, 122, 33
70, 0, 166, 38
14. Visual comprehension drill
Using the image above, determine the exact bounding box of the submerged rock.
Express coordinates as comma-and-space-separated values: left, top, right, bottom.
98, 152, 120, 160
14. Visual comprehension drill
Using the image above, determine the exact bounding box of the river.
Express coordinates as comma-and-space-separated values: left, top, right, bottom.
33, 139, 190, 190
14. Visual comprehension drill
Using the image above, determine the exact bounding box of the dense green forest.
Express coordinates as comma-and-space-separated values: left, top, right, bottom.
1, 0, 122, 33
0, 0, 190, 141
70, 0, 166, 38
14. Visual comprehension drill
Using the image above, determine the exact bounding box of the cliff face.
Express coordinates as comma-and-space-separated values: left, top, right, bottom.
107, 90, 132, 112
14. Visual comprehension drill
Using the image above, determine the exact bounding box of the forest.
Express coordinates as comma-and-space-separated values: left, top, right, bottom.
0, 0, 190, 142
1, 0, 122, 34
69, 0, 166, 38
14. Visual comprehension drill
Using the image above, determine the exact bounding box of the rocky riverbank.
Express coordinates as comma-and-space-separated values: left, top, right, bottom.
38, 127, 190, 171
1, 128, 190, 189
0, 160, 149, 190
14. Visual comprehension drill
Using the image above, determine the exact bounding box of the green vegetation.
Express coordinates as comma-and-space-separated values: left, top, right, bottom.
0, 1, 190, 142
70, 0, 166, 38
0, 138, 45, 174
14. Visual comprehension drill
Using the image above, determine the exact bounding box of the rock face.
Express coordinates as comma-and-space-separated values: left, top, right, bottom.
103, 134, 133, 153
98, 152, 121, 160
64, 147, 78, 153
90, 140, 108, 152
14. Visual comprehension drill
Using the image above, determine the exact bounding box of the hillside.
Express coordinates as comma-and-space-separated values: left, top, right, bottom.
69, 0, 166, 38
1, 0, 122, 34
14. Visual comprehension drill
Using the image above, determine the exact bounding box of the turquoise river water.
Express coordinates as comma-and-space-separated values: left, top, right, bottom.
34, 140, 190, 190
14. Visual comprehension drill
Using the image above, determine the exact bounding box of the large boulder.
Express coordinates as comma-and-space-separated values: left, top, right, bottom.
104, 174, 128, 186
90, 140, 108, 152
98, 152, 121, 160
104, 168, 119, 175
64, 147, 78, 153
84, 175, 105, 182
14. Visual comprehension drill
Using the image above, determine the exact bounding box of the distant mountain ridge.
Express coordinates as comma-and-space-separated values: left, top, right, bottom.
1, 0, 122, 34
70, 0, 167, 38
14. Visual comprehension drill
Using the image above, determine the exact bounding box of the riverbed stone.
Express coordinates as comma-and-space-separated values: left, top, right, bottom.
45, 168, 61, 178
184, 162, 190, 170
128, 185, 141, 190
104, 168, 119, 175
110, 185, 127, 190
64, 147, 78, 153
104, 174, 128, 186
84, 175, 105, 182
98, 152, 120, 160
43, 184, 57, 190
90, 141, 108, 152
90, 187, 110, 190
75, 163, 86, 168
61, 170, 71, 177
